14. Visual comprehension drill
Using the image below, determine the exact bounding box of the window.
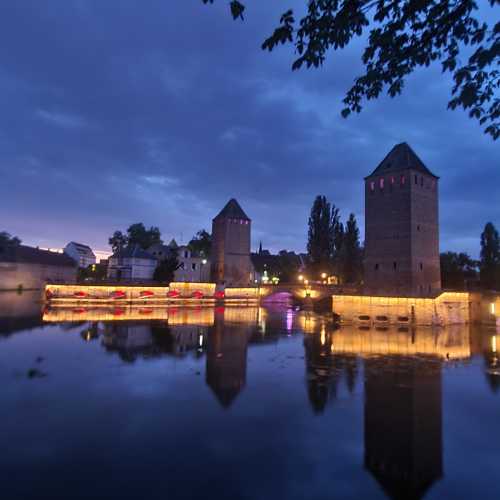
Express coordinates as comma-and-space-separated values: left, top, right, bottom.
184, 251, 189, 258
391, 176, 395, 185
370, 181, 375, 192
419, 262, 423, 271
417, 225, 420, 231
393, 261, 397, 270
400, 175, 406, 186
192, 263, 196, 271
379, 178, 385, 189
421, 176, 424, 187
375, 263, 379, 271
415, 174, 418, 184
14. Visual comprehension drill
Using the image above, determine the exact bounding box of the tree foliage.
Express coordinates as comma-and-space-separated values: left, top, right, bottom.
339, 213, 362, 284
203, 0, 500, 139
188, 229, 212, 257
154, 251, 180, 284
307, 195, 344, 277
480, 222, 500, 289
108, 224, 163, 252
440, 251, 478, 289
0, 231, 21, 246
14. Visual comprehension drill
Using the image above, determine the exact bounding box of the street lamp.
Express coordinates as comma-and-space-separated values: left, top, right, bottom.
321, 272, 327, 279
298, 275, 304, 282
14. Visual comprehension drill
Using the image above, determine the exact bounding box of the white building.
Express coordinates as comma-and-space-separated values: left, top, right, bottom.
107, 245, 157, 281
148, 240, 211, 283
175, 245, 210, 282
64, 242, 96, 269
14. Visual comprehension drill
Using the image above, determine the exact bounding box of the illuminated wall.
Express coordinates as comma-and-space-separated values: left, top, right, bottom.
332, 292, 470, 325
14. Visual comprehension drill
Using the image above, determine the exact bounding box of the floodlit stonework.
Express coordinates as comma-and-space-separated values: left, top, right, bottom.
211, 198, 252, 286
364, 143, 441, 297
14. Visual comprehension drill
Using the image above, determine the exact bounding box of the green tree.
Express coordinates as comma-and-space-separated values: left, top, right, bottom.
339, 213, 362, 284
188, 229, 212, 257
0, 231, 21, 246
126, 223, 162, 250
204, 0, 500, 139
307, 195, 342, 278
109, 224, 163, 252
154, 251, 180, 284
440, 251, 478, 289
109, 230, 128, 253
480, 222, 500, 290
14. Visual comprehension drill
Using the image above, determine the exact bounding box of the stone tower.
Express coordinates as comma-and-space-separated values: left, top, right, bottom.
211, 198, 252, 286
364, 143, 441, 297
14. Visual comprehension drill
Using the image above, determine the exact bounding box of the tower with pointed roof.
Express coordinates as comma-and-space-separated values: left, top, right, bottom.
364, 143, 441, 296
211, 198, 252, 285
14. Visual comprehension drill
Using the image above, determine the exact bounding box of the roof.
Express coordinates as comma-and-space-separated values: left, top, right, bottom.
167, 239, 178, 249
110, 245, 156, 261
67, 241, 93, 251
214, 198, 250, 221
367, 143, 438, 179
66, 242, 96, 256
0, 245, 77, 267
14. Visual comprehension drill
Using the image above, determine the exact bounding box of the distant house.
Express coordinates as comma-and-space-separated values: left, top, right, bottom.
107, 245, 157, 281
64, 242, 96, 268
148, 239, 211, 283
0, 244, 77, 290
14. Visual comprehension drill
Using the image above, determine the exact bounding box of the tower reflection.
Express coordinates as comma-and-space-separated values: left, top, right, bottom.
364, 355, 442, 500
205, 308, 257, 408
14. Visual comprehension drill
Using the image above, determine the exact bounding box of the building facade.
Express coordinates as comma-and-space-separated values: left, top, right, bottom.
64, 242, 96, 269
364, 143, 441, 297
0, 245, 77, 290
148, 240, 211, 283
211, 199, 252, 286
107, 245, 157, 281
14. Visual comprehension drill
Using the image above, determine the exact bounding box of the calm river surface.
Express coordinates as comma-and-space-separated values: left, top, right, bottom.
1, 292, 499, 500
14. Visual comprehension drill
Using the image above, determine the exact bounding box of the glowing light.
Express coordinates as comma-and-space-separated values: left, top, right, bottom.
199, 334, 204, 347
492, 336, 497, 354
304, 279, 309, 285
491, 303, 496, 315
298, 275, 304, 282
202, 259, 207, 265
320, 328, 326, 346
321, 272, 327, 279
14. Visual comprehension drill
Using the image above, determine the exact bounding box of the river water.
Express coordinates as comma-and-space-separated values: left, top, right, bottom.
1, 292, 499, 500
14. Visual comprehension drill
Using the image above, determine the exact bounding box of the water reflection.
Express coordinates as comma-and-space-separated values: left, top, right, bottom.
364, 356, 443, 499
2, 292, 500, 500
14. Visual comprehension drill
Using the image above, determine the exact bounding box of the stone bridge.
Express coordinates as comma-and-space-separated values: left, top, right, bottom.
259, 284, 353, 303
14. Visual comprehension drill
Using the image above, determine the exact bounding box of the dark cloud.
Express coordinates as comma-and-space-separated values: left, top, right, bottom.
0, 0, 497, 256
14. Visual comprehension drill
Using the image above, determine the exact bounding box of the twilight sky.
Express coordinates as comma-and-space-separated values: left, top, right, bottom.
1, 1, 498, 257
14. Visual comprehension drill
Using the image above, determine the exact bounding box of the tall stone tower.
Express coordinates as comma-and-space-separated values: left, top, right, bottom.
211, 198, 252, 286
364, 143, 441, 297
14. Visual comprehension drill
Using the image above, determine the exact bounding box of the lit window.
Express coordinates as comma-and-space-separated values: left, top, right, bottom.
391, 176, 395, 185
400, 175, 406, 185
379, 178, 384, 189
370, 181, 375, 191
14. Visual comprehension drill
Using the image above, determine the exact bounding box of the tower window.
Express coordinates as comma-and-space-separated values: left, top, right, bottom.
390, 176, 395, 185
375, 263, 379, 271
419, 262, 423, 271
400, 175, 406, 186
421, 176, 424, 186
370, 181, 375, 192
415, 174, 418, 185
379, 178, 384, 189
393, 261, 397, 270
